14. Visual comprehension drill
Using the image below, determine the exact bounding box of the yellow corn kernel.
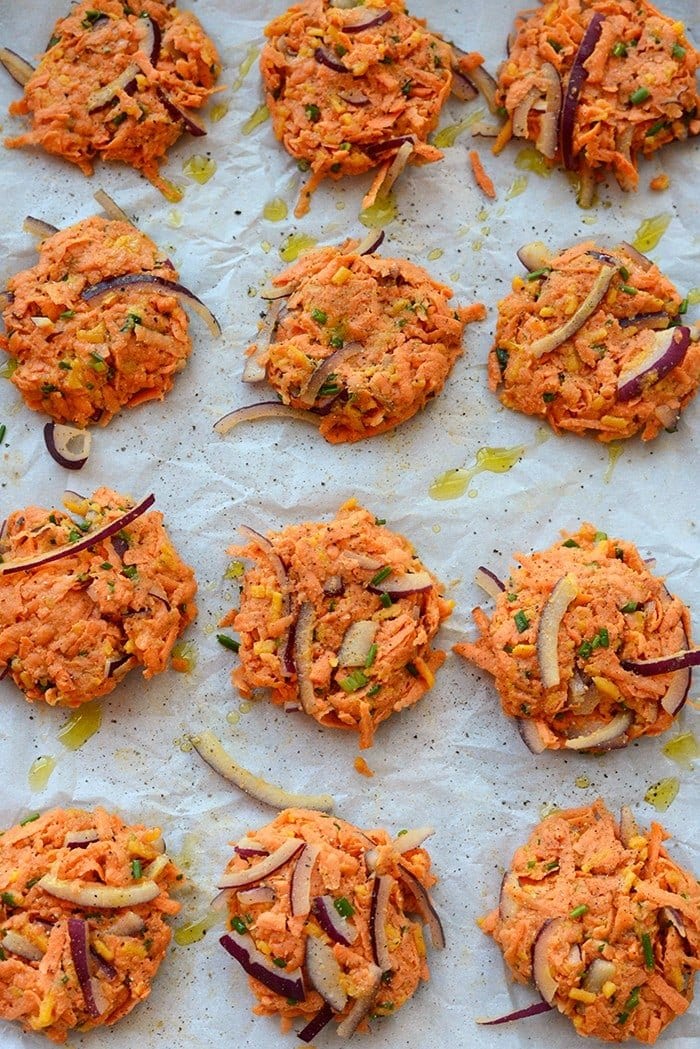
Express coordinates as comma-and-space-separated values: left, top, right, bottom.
569, 988, 597, 1004
351, 61, 368, 76
340, 112, 353, 126
672, 21, 685, 34
412, 657, 434, 688
620, 868, 637, 893
270, 591, 283, 618
563, 295, 578, 316
591, 395, 605, 412
411, 923, 427, 958
253, 639, 276, 655
592, 676, 620, 701
93, 938, 115, 962
257, 940, 271, 956
306, 26, 324, 37
76, 321, 107, 344
511, 276, 526, 291
31, 991, 56, 1030
589, 327, 608, 342
250, 584, 270, 599
331, 265, 353, 286
669, 967, 684, 992
505, 61, 519, 77
628, 834, 648, 851
538, 306, 556, 318
511, 643, 536, 658
386, 922, 402, 951
600, 415, 629, 431
122, 941, 147, 959
602, 981, 617, 998
354, 883, 370, 901
303, 920, 323, 938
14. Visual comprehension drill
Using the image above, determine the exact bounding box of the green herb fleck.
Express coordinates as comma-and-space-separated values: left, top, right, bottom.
526, 267, 551, 281
19, 812, 40, 826
339, 670, 369, 693
81, 10, 104, 29
641, 931, 654, 969
122, 565, 138, 580
41, 383, 59, 394
562, 539, 580, 548
645, 119, 666, 137
547, 38, 563, 53
1, 892, 17, 907
544, 860, 559, 871
401, 79, 413, 96
374, 517, 386, 526
0, 424, 5, 444
542, 391, 556, 403
672, 44, 686, 60
569, 904, 589, 918
620, 600, 640, 613
495, 347, 509, 371
48, 35, 61, 48
678, 297, 688, 315
272, 957, 287, 968
334, 896, 355, 918
217, 634, 240, 652
364, 643, 378, 669
380, 593, 392, 608
311, 308, 327, 325
620, 284, 638, 296
120, 312, 142, 332
594, 531, 608, 542
370, 565, 392, 587
367, 683, 382, 697
612, 41, 628, 58
60, 309, 76, 319
131, 859, 142, 880
514, 610, 530, 633
58, 360, 72, 370
304, 104, 321, 123
629, 87, 650, 105
618, 986, 640, 1024
329, 333, 344, 349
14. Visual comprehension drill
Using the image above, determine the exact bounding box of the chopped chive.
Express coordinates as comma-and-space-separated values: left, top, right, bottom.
19, 812, 40, 826
618, 266, 630, 281
641, 931, 654, 969
374, 517, 386, 526
370, 565, 392, 586
100, 562, 112, 570
0, 424, 5, 444
310, 308, 327, 325
304, 104, 321, 123
334, 896, 355, 918
671, 44, 686, 60
542, 391, 557, 403
546, 38, 563, 53
1, 892, 17, 907
401, 79, 413, 96
131, 859, 142, 879
59, 309, 76, 319
593, 531, 608, 542
612, 41, 628, 57
122, 565, 138, 580
629, 87, 650, 105
339, 670, 369, 693
526, 267, 550, 281
272, 957, 287, 968
544, 860, 559, 871
231, 916, 247, 934
562, 539, 579, 548
379, 593, 392, 608
645, 119, 666, 137
617, 986, 640, 1023
514, 610, 530, 633
495, 347, 509, 371
41, 383, 59, 394
329, 333, 344, 349
67, 529, 82, 543
81, 10, 103, 29
217, 634, 240, 652
364, 643, 378, 669
678, 297, 688, 315
620, 284, 638, 295
47, 35, 61, 48
367, 683, 382, 697
569, 904, 589, 918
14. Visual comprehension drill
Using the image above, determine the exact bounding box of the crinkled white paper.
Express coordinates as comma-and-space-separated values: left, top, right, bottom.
0, 1, 698, 1046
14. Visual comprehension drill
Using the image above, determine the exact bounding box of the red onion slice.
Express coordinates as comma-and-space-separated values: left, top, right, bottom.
93, 188, 131, 224
517, 241, 552, 271
39, 874, 159, 908
298, 342, 360, 407
560, 13, 605, 169
64, 829, 100, 848
397, 865, 445, 950
290, 844, 320, 918
662, 907, 688, 939
87, 63, 139, 112
235, 840, 269, 861
242, 301, 282, 383
513, 85, 541, 139
294, 601, 321, 716
536, 63, 562, 159
214, 402, 318, 435
0, 493, 154, 577
364, 134, 415, 158
499, 871, 520, 922
312, 895, 358, 946
236, 886, 275, 907
564, 711, 632, 750
465, 64, 498, 114
660, 666, 691, 716
374, 139, 413, 197
355, 228, 385, 255
337, 620, 378, 667
305, 935, 348, 1011
298, 1002, 334, 1043
619, 312, 670, 331
392, 826, 434, 854
238, 526, 288, 604
104, 911, 145, 936
583, 957, 616, 993
474, 566, 505, 600
537, 574, 578, 688
23, 216, 59, 238
157, 86, 206, 136
477, 1001, 553, 1025
338, 88, 370, 105
517, 718, 548, 754
532, 918, 563, 1004
219, 931, 305, 1000
621, 646, 700, 677
68, 918, 107, 1019
336, 964, 381, 1037
619, 241, 653, 272
0, 930, 45, 961
219, 838, 305, 889
370, 875, 394, 971
529, 264, 615, 358
450, 69, 478, 102
44, 423, 92, 471
314, 46, 349, 73
0, 47, 35, 86
82, 272, 220, 337
369, 570, 434, 597
344, 9, 391, 33
617, 326, 692, 402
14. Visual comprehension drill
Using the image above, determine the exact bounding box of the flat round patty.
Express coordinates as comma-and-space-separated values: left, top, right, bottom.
219, 807, 441, 1039
255, 243, 485, 442
454, 523, 693, 751
5, 0, 220, 194
480, 799, 700, 1043
0, 806, 180, 1044
0, 486, 197, 708
221, 500, 452, 747
489, 239, 699, 441
1, 216, 193, 429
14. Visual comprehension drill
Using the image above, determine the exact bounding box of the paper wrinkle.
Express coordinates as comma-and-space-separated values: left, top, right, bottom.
0, 0, 698, 1046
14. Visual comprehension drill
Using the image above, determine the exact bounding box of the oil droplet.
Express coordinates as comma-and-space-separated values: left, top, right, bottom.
471, 238, 483, 251
429, 445, 525, 501
432, 524, 441, 534
539, 802, 561, 819
632, 213, 671, 253
175, 832, 198, 870
174, 908, 222, 946
644, 777, 679, 812
57, 702, 102, 750
359, 192, 397, 230
505, 175, 528, 199
581, 214, 598, 225
225, 560, 245, 580
242, 103, 270, 136
182, 154, 216, 185
171, 640, 197, 673
335, 200, 346, 211
427, 248, 443, 261
661, 731, 698, 771
174, 736, 194, 753
0, 359, 18, 379
232, 44, 260, 93
167, 209, 182, 228
575, 775, 591, 789
28, 755, 56, 792
476, 208, 488, 222
261, 240, 271, 254
432, 107, 486, 148
687, 287, 700, 306
210, 101, 229, 122
450, 271, 460, 281
534, 426, 550, 446
239, 701, 253, 715
279, 232, 318, 263
160, 178, 184, 203
227, 710, 241, 726
263, 198, 288, 222
515, 145, 553, 177
480, 225, 491, 237
603, 441, 624, 484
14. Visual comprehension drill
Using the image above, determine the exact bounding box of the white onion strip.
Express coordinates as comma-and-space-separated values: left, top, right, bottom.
38, 874, 159, 908
564, 711, 632, 750
397, 864, 446, 950
1, 930, 45, 961
189, 731, 334, 812
474, 566, 505, 600
290, 844, 320, 918
336, 964, 381, 1038
236, 886, 275, 907
537, 574, 578, 688
529, 265, 615, 358
370, 875, 394, 972
392, 826, 435, 854
294, 601, 321, 716
218, 838, 306, 889
93, 188, 131, 224
214, 402, 318, 435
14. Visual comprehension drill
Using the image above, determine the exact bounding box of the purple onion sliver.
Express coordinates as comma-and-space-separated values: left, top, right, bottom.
617, 326, 691, 402
312, 895, 353, 946
619, 312, 670, 330
90, 946, 117, 980
234, 846, 269, 860
67, 918, 103, 1018
559, 13, 605, 169
0, 47, 36, 87
477, 1001, 553, 1025
364, 134, 415, 157
314, 46, 349, 73
344, 9, 392, 33
157, 87, 206, 136
81, 272, 220, 336
219, 932, 305, 1000
297, 1002, 334, 1043
621, 646, 700, 677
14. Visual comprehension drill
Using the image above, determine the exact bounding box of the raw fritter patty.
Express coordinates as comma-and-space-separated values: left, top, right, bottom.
5, 0, 220, 196
253, 243, 485, 443
497, 0, 700, 197
454, 523, 693, 752
0, 486, 197, 708
1, 216, 193, 429
221, 500, 452, 747
480, 800, 700, 1043
260, 0, 453, 214
489, 239, 699, 441
219, 807, 442, 1039
0, 806, 180, 1044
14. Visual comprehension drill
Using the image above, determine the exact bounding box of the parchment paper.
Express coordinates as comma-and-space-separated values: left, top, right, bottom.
0, 1, 698, 1046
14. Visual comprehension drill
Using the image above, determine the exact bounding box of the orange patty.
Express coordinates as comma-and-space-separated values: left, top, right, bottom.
0, 806, 181, 1044
5, 0, 220, 195
0, 486, 197, 708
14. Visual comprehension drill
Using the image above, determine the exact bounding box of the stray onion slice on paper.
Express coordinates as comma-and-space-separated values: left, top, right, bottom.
188, 729, 334, 812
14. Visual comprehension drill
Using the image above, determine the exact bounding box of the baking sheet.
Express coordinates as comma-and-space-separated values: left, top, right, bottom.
0, 1, 698, 1046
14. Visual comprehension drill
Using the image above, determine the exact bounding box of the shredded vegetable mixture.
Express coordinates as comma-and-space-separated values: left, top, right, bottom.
480, 800, 700, 1043
260, 0, 453, 215
0, 487, 197, 708
1, 217, 192, 428
252, 241, 485, 443
497, 0, 700, 200
454, 523, 693, 751
219, 807, 441, 1039
5, 0, 220, 194
489, 239, 699, 441
221, 500, 452, 748
0, 807, 180, 1044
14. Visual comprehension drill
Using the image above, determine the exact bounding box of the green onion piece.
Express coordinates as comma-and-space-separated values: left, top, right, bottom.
379, 593, 392, 608
230, 916, 247, 933
367, 683, 382, 697
370, 565, 392, 586
620, 284, 638, 295
672, 44, 686, 60
60, 309, 76, 319
678, 297, 688, 315
364, 643, 378, 669
272, 957, 287, 968
547, 38, 563, 53
618, 266, 630, 281
374, 517, 386, 525
0, 424, 6, 445
122, 565, 138, 580
514, 610, 530, 633
19, 812, 40, 827
304, 104, 321, 123
334, 896, 355, 918
310, 308, 327, 325
495, 347, 509, 370
618, 986, 641, 1023
131, 859, 142, 880
1, 892, 17, 907
562, 539, 579, 548
641, 932, 654, 969
629, 87, 650, 105
594, 530, 608, 542
544, 860, 559, 871
645, 120, 666, 137
339, 670, 369, 693
217, 634, 240, 652
542, 391, 556, 403
612, 41, 628, 57
569, 904, 589, 918
620, 600, 640, 613
526, 267, 551, 281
